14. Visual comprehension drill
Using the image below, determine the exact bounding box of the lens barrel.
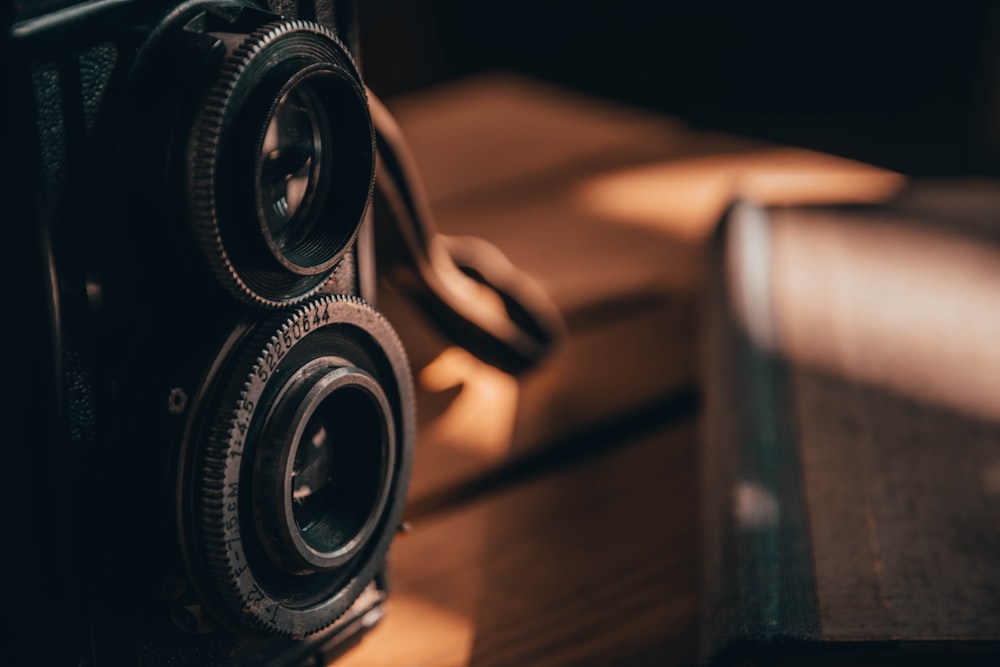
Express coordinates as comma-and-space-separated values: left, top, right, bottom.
188, 20, 375, 307
254, 361, 395, 574
185, 296, 414, 638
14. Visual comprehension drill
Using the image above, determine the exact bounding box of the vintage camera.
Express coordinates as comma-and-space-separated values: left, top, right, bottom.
3, 1, 412, 664
2, 1, 565, 663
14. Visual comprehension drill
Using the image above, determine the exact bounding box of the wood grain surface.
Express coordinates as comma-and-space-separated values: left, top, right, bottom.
339, 423, 701, 667
351, 72, 903, 666
378, 72, 901, 502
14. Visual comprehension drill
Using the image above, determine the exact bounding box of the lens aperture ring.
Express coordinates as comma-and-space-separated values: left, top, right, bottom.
195, 295, 414, 637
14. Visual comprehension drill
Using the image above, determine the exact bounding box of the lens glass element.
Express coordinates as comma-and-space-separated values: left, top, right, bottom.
290, 386, 385, 555
259, 85, 325, 254
291, 412, 336, 534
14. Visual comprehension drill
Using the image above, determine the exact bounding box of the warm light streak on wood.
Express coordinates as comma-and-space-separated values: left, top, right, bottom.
419, 347, 520, 460
575, 148, 906, 241
335, 595, 474, 667
769, 212, 1000, 423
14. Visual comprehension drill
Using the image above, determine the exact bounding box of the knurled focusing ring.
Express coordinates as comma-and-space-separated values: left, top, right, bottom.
189, 20, 375, 307
189, 296, 414, 637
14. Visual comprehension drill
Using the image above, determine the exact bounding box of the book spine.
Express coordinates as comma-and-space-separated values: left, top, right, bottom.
700, 202, 821, 666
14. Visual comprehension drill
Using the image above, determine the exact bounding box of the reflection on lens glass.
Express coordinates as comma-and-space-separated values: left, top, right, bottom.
291, 412, 337, 535
259, 85, 325, 252
290, 387, 385, 554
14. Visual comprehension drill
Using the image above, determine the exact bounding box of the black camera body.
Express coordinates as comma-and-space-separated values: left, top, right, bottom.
3, 1, 415, 664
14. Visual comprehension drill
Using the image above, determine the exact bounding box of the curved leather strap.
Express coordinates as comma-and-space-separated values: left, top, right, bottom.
368, 89, 566, 375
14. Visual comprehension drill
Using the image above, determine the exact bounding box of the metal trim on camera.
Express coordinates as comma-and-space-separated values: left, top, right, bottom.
254, 361, 396, 574
188, 19, 375, 308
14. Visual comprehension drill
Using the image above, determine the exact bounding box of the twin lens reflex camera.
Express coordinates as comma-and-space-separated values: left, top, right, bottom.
1, 1, 563, 665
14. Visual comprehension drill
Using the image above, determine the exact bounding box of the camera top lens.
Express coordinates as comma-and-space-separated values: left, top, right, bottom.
188, 21, 375, 307
259, 84, 325, 253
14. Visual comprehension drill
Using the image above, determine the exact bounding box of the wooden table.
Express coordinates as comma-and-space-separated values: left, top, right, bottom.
336, 73, 903, 667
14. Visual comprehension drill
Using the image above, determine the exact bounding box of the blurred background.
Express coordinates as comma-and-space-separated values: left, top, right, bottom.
360, 1, 1000, 176
341, 4, 1000, 665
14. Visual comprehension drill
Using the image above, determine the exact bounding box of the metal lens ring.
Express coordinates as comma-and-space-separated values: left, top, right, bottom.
192, 296, 414, 637
255, 360, 396, 573
189, 20, 375, 307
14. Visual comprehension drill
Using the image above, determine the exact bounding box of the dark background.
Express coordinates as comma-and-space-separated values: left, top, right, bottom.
359, 1, 1000, 176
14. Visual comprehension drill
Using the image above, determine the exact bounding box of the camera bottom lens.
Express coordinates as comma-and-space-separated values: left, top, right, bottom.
292, 384, 386, 552
183, 296, 414, 638
254, 361, 395, 574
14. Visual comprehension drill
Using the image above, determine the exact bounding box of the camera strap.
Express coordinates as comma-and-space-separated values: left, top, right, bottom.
368, 89, 566, 375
